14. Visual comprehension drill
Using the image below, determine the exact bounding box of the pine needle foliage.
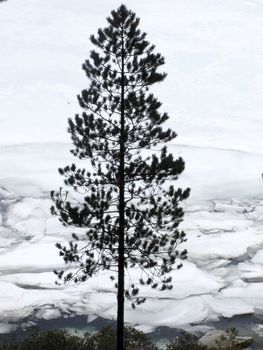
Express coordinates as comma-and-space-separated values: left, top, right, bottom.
51, 4, 190, 350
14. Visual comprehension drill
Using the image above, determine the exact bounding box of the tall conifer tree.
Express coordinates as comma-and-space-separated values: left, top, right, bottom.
51, 5, 190, 350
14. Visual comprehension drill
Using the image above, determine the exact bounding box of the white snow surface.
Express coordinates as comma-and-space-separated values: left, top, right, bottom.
0, 0, 263, 333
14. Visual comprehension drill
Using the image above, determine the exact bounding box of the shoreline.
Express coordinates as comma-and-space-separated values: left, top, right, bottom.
0, 313, 262, 349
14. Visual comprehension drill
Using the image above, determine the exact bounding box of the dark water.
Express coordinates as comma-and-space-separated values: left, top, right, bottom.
0, 313, 263, 349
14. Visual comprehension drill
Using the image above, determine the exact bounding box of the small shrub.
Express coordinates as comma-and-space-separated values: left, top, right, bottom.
83, 326, 116, 350
215, 328, 240, 350
124, 326, 158, 350
166, 331, 207, 350
83, 326, 158, 350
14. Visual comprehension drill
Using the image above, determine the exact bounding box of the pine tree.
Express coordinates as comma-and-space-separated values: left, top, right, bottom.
51, 5, 190, 350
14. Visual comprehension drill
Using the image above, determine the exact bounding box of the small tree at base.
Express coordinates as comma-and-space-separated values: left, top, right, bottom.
51, 5, 190, 350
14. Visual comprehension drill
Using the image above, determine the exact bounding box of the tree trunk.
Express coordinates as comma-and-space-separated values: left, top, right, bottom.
116, 25, 125, 350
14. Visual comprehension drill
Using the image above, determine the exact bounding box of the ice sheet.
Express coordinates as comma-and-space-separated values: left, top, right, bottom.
0, 188, 262, 330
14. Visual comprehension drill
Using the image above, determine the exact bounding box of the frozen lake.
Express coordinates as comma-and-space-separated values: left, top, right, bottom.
0, 145, 262, 344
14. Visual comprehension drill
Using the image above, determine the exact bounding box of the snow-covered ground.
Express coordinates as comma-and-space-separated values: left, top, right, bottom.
0, 0, 263, 340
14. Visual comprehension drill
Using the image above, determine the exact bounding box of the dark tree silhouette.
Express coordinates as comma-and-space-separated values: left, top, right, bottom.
51, 5, 190, 350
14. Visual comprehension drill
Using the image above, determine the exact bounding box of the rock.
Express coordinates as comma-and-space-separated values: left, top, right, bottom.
234, 336, 254, 348
198, 330, 226, 349
198, 329, 253, 349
